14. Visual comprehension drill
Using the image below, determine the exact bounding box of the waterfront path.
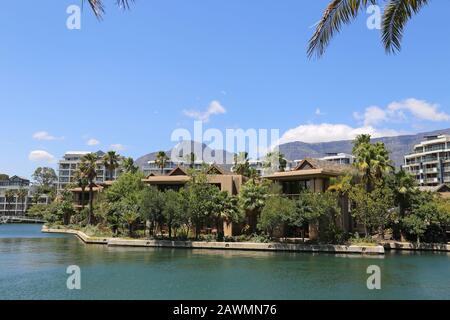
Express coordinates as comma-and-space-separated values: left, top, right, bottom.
381, 241, 450, 252
42, 226, 385, 255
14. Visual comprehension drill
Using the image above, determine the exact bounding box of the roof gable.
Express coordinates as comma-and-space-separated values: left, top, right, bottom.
168, 166, 188, 176
295, 159, 318, 171
206, 164, 224, 175
436, 184, 450, 193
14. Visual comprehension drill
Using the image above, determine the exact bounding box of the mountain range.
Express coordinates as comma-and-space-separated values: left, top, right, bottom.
135, 128, 450, 169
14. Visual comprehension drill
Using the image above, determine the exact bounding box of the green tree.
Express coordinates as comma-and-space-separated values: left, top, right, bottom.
210, 191, 242, 240
27, 204, 48, 220
263, 152, 288, 174
4, 190, 16, 216
233, 152, 253, 178
121, 203, 140, 237
32, 167, 57, 198
16, 188, 28, 215
290, 191, 342, 242
32, 167, 57, 187
352, 135, 393, 192
238, 179, 270, 234
308, 0, 431, 58
122, 157, 138, 174
58, 194, 76, 226
349, 183, 394, 237
104, 171, 145, 234
388, 169, 418, 240
155, 151, 169, 175
405, 192, 450, 244
259, 196, 296, 237
138, 186, 164, 237
105, 171, 145, 202
184, 152, 197, 169
434, 197, 450, 242
403, 194, 434, 245
72, 169, 89, 210
103, 151, 121, 181
80, 153, 99, 225
182, 172, 219, 239
162, 190, 186, 238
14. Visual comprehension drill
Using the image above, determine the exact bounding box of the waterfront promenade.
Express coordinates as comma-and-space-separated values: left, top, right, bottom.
42, 226, 385, 255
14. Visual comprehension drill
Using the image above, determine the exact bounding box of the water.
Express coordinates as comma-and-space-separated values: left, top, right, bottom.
0, 224, 449, 300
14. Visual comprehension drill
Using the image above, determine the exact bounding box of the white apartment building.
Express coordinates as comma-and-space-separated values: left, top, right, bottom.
292, 153, 354, 169
0, 176, 49, 216
404, 135, 450, 186
57, 151, 120, 191
319, 153, 355, 165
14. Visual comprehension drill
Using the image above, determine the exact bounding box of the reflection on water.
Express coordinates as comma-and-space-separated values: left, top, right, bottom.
0, 224, 449, 300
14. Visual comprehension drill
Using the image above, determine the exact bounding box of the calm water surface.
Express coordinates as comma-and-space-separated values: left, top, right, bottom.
0, 224, 449, 300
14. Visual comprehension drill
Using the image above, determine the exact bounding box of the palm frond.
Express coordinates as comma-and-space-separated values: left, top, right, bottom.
85, 0, 135, 19
85, 0, 105, 18
116, 0, 135, 10
382, 0, 429, 54
308, 0, 378, 58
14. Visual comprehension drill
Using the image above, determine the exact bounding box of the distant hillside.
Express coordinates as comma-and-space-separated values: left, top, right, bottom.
136, 128, 450, 169
135, 141, 235, 170
279, 128, 450, 168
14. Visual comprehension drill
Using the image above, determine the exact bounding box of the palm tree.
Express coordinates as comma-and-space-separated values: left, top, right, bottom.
264, 152, 287, 173
4, 190, 16, 216
238, 180, 269, 233
155, 151, 169, 175
122, 210, 140, 237
185, 152, 197, 169
233, 152, 252, 177
352, 135, 393, 191
80, 153, 99, 225
372, 142, 394, 180
85, 0, 135, 18
122, 157, 138, 174
390, 169, 418, 240
16, 188, 28, 215
73, 169, 89, 210
103, 151, 120, 181
308, 0, 431, 58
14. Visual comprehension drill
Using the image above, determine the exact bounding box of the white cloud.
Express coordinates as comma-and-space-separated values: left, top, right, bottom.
87, 138, 100, 146
279, 123, 400, 144
355, 98, 449, 126
110, 144, 126, 151
28, 150, 56, 163
387, 98, 449, 122
183, 100, 226, 122
32, 131, 63, 141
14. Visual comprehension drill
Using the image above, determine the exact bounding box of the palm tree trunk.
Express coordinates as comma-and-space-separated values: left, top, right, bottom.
88, 185, 94, 225
81, 187, 85, 210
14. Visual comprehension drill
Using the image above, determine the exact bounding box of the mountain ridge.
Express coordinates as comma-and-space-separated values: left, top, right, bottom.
135, 128, 450, 169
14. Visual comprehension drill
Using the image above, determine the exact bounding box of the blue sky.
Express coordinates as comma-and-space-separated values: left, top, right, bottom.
1, 0, 449, 178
